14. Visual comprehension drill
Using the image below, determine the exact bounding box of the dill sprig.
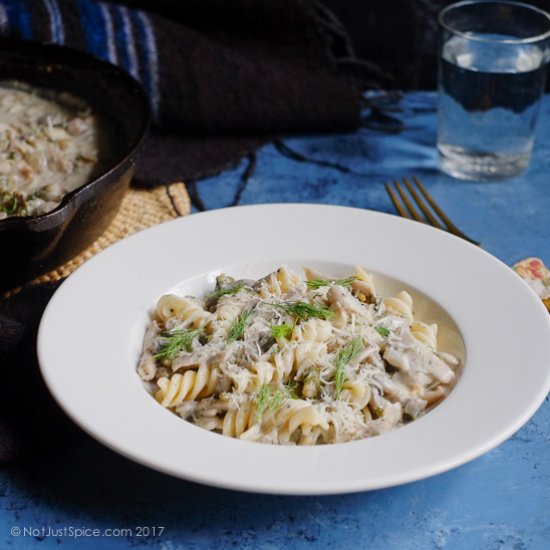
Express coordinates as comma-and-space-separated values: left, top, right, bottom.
155, 328, 202, 361
253, 384, 272, 419
268, 388, 287, 413
373, 326, 390, 338
272, 301, 334, 321
227, 308, 253, 342
334, 337, 363, 399
270, 323, 293, 339
209, 282, 246, 300
0, 192, 25, 215
306, 276, 357, 290
253, 382, 299, 420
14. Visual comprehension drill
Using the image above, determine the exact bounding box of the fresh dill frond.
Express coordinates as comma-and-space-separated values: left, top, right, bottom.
334, 336, 363, 399
268, 389, 287, 412
226, 308, 253, 342
373, 326, 391, 338
209, 282, 246, 300
253, 384, 272, 419
306, 276, 356, 290
270, 323, 293, 339
272, 301, 334, 321
155, 328, 202, 361
254, 382, 297, 420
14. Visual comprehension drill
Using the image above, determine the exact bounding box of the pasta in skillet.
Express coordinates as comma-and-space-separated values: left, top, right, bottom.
138, 266, 460, 445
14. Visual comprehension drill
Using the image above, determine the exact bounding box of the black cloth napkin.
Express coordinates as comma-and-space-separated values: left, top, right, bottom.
0, 0, 380, 183
124, 0, 376, 183
0, 0, 378, 464
0, 282, 88, 464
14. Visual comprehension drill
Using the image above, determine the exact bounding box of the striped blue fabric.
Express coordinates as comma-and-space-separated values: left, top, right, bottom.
1, 0, 33, 39
80, 1, 161, 119
97, 1, 118, 64
43, 0, 64, 44
131, 9, 160, 122
112, 5, 139, 79
73, 0, 111, 61
0, 0, 162, 122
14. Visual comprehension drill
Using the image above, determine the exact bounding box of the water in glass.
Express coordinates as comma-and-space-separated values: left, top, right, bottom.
438, 34, 548, 180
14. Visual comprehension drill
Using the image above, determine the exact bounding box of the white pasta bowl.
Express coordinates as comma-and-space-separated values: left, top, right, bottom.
37, 204, 550, 495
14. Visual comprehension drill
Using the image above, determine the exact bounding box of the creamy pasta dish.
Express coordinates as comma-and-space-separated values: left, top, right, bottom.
138, 267, 460, 445
0, 83, 100, 219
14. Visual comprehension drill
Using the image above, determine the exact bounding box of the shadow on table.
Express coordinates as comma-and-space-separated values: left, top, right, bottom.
4, 430, 465, 546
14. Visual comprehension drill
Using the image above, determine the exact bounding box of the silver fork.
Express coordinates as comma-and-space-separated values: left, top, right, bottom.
385, 176, 481, 246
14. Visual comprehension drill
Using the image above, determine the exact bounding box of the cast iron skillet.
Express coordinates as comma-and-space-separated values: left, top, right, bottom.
0, 38, 150, 291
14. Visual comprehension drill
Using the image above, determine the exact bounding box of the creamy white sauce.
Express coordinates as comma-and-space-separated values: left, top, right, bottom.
0, 83, 100, 219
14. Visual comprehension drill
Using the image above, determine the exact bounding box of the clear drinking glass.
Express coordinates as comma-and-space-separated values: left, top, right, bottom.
437, 1, 550, 180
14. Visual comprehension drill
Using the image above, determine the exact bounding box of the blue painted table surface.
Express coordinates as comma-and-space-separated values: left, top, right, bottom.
1, 92, 549, 549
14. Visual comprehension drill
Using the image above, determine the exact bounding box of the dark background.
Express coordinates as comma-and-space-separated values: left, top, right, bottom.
118, 0, 550, 90
324, 0, 550, 89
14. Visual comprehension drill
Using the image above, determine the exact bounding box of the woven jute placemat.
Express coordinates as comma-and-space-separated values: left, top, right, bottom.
4, 183, 190, 298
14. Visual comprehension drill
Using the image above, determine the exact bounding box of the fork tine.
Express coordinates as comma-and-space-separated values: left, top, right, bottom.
384, 182, 411, 220
402, 178, 445, 231
392, 180, 425, 223
411, 177, 481, 246
385, 177, 481, 246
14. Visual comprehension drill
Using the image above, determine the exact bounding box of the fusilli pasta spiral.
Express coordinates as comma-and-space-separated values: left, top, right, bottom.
139, 266, 460, 445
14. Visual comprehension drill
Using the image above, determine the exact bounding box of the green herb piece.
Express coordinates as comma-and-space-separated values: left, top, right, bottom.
7, 152, 16, 160
227, 308, 252, 342
306, 276, 356, 290
155, 328, 202, 361
272, 301, 334, 321
253, 384, 272, 419
334, 337, 363, 399
3, 196, 19, 214
374, 326, 391, 338
270, 323, 293, 339
268, 388, 287, 412
253, 382, 297, 421
209, 282, 246, 301
0, 192, 25, 215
